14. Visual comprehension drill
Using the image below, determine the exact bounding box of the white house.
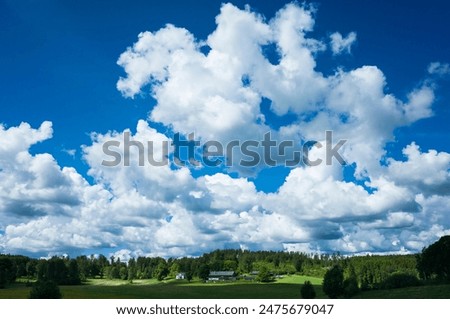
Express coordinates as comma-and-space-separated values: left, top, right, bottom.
175, 272, 186, 280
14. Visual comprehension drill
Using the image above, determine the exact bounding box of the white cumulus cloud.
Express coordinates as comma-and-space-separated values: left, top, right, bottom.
1, 3, 449, 257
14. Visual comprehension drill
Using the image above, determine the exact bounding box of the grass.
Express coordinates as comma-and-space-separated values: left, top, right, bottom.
0, 275, 449, 299
354, 284, 450, 299
0, 275, 324, 299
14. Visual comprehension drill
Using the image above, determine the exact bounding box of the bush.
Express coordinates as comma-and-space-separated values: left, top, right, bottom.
382, 273, 421, 289
322, 265, 344, 299
300, 280, 316, 299
29, 280, 62, 299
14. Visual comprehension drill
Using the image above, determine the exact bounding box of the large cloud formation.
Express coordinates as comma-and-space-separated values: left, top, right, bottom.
1, 3, 449, 257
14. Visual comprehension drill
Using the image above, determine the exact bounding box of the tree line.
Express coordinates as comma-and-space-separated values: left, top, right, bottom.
1, 236, 449, 297
310, 235, 450, 298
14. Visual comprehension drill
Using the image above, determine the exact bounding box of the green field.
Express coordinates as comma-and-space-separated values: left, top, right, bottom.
0, 275, 449, 299
1, 275, 325, 299
355, 284, 450, 299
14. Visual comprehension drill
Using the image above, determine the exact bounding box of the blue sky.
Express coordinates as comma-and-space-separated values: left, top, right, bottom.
0, 0, 449, 258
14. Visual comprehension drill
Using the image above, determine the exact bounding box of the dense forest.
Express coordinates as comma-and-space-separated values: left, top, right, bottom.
1, 236, 449, 298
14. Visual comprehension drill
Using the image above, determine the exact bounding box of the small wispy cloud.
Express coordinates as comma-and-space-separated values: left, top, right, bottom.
62, 148, 76, 157
427, 62, 450, 76
330, 31, 357, 55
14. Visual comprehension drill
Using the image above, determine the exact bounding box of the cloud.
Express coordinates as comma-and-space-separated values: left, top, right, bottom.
111, 2, 447, 255
1, 3, 449, 257
0, 121, 118, 253
116, 3, 434, 180
0, 122, 82, 224
62, 148, 76, 157
387, 143, 450, 196
427, 62, 450, 76
330, 31, 357, 55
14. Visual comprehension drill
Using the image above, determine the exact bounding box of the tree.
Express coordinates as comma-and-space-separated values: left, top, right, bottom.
29, 281, 62, 299
223, 260, 238, 272
40, 258, 68, 284
322, 265, 344, 298
128, 258, 136, 283
417, 235, 450, 281
256, 265, 272, 282
97, 254, 109, 279
185, 271, 193, 282
300, 280, 316, 299
154, 261, 169, 281
343, 265, 359, 298
198, 264, 210, 282
26, 260, 37, 279
76, 255, 90, 281
67, 259, 81, 285
382, 272, 420, 289
0, 257, 16, 288
169, 262, 181, 278
343, 276, 359, 298
293, 255, 303, 273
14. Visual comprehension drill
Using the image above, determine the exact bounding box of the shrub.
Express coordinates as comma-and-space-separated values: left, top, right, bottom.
29, 280, 62, 299
300, 280, 316, 299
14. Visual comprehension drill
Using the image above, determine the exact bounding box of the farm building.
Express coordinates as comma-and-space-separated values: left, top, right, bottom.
208, 271, 236, 281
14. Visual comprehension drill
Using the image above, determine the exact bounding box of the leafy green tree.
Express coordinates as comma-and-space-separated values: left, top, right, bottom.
76, 256, 90, 280
0, 257, 16, 288
293, 256, 304, 273
382, 272, 420, 289
169, 262, 181, 278
323, 265, 344, 298
67, 259, 81, 285
256, 265, 272, 282
223, 260, 238, 272
128, 258, 136, 283
300, 280, 316, 299
108, 266, 120, 279
26, 260, 38, 279
198, 264, 210, 282
29, 281, 62, 299
238, 253, 253, 273
96, 254, 109, 279
120, 266, 128, 280
185, 271, 193, 282
154, 261, 169, 281
42, 258, 68, 284
343, 265, 359, 298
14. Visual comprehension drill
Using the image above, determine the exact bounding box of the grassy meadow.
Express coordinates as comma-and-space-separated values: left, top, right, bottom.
0, 275, 324, 299
1, 275, 449, 299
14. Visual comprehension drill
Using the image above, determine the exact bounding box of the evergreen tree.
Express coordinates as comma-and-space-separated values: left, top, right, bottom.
323, 265, 344, 298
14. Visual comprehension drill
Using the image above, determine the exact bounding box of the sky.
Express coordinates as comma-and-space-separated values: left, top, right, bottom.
0, 0, 449, 259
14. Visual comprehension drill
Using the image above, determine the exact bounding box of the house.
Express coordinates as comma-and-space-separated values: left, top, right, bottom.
175, 272, 186, 280
207, 271, 236, 281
